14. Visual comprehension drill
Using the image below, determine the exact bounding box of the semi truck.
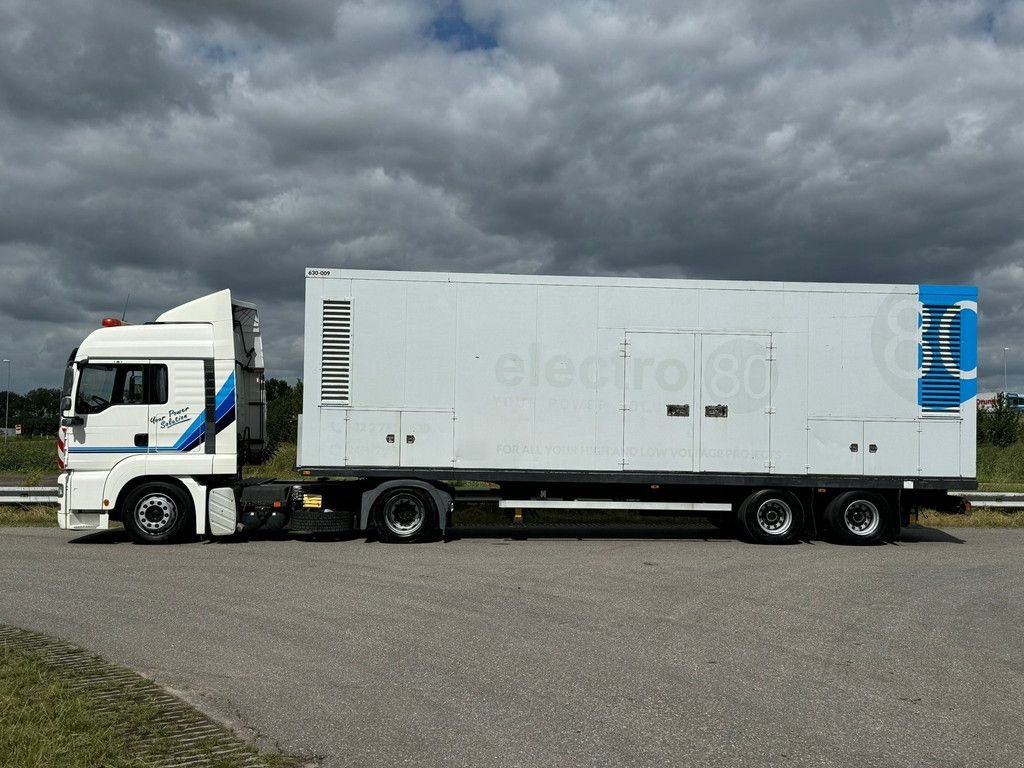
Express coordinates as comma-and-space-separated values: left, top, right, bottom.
56, 268, 978, 545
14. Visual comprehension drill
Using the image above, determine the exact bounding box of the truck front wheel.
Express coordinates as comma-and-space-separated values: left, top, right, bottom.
121, 482, 191, 545
374, 488, 437, 543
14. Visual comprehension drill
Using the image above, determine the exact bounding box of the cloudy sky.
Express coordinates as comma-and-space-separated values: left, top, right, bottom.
1, 0, 1022, 391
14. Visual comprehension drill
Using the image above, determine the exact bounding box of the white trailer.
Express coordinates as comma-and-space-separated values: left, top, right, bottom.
57, 268, 978, 545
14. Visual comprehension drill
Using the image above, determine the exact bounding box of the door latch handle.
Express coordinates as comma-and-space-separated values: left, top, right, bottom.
134, 433, 149, 448
385, 434, 395, 444
849, 443, 859, 452
868, 444, 878, 453
406, 435, 415, 444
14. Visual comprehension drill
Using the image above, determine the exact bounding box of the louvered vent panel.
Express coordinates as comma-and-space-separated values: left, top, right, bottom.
920, 304, 961, 414
321, 299, 352, 404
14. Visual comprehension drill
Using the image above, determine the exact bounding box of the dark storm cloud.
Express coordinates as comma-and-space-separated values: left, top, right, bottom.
144, 0, 342, 42
0, 0, 1023, 392
0, 0, 213, 122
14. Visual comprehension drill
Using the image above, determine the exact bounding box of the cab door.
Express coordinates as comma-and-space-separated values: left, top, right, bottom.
66, 361, 153, 472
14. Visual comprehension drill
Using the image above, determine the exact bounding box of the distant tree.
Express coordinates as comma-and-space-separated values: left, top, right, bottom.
0, 388, 62, 436
978, 393, 1020, 448
265, 378, 293, 404
265, 379, 302, 454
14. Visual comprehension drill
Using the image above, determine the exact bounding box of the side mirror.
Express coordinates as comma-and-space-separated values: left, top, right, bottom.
61, 396, 72, 413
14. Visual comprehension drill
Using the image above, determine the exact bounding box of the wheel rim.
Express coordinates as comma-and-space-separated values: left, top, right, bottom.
843, 499, 880, 536
755, 498, 793, 536
382, 492, 426, 537
134, 493, 177, 534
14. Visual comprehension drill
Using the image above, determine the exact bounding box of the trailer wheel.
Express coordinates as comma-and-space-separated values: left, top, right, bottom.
121, 482, 191, 545
374, 488, 436, 543
825, 491, 889, 545
738, 490, 804, 544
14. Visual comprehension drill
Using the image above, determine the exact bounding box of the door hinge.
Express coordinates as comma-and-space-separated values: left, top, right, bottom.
764, 407, 776, 415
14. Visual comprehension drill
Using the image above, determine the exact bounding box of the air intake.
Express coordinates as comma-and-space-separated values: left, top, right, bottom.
321, 299, 352, 404
919, 304, 961, 413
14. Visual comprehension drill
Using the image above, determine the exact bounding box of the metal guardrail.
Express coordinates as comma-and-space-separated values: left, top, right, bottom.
0, 487, 1021, 508
952, 491, 1024, 509
0, 486, 60, 504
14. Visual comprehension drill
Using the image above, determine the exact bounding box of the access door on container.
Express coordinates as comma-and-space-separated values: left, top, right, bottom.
344, 408, 454, 468
399, 410, 454, 468
697, 333, 773, 473
622, 331, 697, 472
346, 409, 401, 467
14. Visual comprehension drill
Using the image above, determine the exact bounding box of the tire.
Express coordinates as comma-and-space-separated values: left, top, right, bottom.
825, 491, 890, 545
121, 482, 191, 544
737, 489, 804, 544
288, 507, 355, 534
374, 488, 437, 543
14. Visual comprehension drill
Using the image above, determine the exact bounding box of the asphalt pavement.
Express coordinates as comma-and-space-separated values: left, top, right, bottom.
1, 524, 1022, 767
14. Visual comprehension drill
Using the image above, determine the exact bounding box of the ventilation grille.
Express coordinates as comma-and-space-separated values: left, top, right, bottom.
321, 299, 352, 404
920, 303, 961, 414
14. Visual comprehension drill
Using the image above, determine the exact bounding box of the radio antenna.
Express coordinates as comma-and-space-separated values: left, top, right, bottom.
121, 293, 131, 322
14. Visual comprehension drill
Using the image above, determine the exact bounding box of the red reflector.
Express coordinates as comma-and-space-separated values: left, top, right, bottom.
101, 317, 123, 327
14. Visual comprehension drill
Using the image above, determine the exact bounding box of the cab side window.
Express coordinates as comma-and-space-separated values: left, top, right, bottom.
76, 364, 168, 414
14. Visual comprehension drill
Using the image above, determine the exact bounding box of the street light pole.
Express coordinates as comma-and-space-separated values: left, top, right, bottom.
2, 359, 10, 444
1004, 348, 1010, 392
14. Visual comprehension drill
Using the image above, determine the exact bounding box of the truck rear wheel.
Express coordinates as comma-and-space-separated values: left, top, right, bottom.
374, 488, 436, 543
121, 482, 191, 545
738, 489, 804, 544
825, 491, 889, 545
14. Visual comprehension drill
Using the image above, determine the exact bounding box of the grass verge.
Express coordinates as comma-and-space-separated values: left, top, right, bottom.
0, 438, 56, 476
0, 626, 301, 768
918, 508, 1024, 528
0, 504, 57, 527
977, 482, 1024, 492
244, 443, 304, 480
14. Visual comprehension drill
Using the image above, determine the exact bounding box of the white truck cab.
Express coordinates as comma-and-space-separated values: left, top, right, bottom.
57, 290, 265, 541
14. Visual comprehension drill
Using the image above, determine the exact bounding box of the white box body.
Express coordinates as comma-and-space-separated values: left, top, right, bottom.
300, 269, 977, 483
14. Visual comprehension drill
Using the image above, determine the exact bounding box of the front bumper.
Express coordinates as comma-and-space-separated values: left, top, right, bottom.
57, 472, 109, 531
